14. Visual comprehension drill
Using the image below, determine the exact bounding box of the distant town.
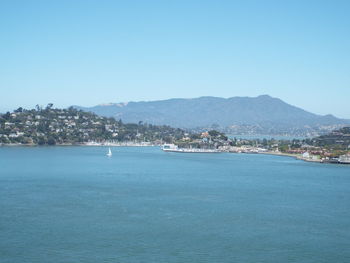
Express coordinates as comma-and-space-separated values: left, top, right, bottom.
1, 104, 349, 164
0, 104, 185, 145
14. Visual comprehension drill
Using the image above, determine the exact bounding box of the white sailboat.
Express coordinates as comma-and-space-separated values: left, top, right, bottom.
107, 147, 112, 157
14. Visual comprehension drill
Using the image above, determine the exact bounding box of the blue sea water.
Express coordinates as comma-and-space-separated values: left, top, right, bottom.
0, 146, 350, 263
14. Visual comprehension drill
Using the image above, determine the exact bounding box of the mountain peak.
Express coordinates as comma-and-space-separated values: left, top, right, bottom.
257, 94, 272, 99
73, 96, 350, 135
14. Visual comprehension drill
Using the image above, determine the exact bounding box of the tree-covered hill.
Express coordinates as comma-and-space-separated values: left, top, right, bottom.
0, 105, 185, 145
313, 127, 350, 149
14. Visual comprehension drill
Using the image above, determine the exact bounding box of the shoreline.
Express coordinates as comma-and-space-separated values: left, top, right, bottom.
1, 144, 349, 165
259, 151, 323, 163
258, 151, 350, 165
0, 143, 158, 147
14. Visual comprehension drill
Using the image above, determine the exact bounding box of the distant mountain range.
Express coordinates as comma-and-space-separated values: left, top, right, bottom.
73, 95, 350, 136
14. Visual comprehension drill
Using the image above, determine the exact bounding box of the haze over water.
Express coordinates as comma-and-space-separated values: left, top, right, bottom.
1, 147, 349, 262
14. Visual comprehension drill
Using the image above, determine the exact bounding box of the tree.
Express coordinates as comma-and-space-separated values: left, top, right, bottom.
279, 144, 289, 152
3, 112, 11, 120
163, 136, 173, 143
37, 137, 47, 145
262, 138, 268, 146
47, 137, 56, 145
46, 103, 53, 110
67, 106, 76, 114
14, 107, 23, 113
208, 130, 220, 137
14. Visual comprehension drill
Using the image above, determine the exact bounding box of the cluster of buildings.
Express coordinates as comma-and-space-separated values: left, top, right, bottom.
0, 108, 130, 145
0, 107, 187, 145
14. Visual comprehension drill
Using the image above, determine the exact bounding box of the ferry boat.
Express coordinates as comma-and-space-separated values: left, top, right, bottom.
161, 144, 220, 153
338, 154, 350, 164
161, 144, 179, 152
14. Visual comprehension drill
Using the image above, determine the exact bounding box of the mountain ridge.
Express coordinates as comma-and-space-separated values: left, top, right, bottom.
73, 95, 350, 135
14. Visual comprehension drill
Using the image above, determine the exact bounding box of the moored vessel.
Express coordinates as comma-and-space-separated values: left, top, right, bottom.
161, 144, 220, 153
338, 154, 350, 164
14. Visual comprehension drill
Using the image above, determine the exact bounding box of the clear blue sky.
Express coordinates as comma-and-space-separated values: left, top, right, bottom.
1, 0, 349, 118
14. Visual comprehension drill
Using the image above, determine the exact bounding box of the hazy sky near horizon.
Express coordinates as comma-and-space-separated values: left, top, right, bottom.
1, 0, 350, 118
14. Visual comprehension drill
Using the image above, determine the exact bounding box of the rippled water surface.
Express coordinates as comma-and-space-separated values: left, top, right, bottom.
1, 147, 349, 263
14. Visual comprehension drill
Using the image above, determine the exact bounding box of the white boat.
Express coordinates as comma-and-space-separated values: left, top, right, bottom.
161, 144, 220, 153
338, 154, 350, 164
107, 147, 112, 157
161, 144, 179, 152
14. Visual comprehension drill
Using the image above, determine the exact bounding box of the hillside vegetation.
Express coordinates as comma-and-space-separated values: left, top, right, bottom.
0, 105, 185, 145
